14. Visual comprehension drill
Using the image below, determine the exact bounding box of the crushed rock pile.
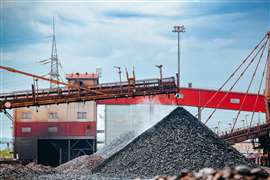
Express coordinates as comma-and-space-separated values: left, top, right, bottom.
96, 131, 136, 159
93, 107, 255, 178
55, 131, 135, 174
26, 162, 53, 174
0, 162, 54, 179
55, 154, 103, 174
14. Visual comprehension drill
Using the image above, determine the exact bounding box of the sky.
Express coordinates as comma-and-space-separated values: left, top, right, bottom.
0, 0, 269, 140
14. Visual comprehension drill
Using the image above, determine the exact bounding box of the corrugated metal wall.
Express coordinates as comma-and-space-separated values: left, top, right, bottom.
104, 105, 175, 144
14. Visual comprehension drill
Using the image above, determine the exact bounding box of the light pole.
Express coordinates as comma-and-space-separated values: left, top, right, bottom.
155, 65, 163, 81
113, 66, 122, 84
241, 119, 245, 129
172, 25, 185, 88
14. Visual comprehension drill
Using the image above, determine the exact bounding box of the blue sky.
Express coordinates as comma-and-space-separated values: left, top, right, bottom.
0, 0, 269, 139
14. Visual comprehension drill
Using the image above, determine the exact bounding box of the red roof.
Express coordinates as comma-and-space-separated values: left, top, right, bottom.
66, 73, 98, 79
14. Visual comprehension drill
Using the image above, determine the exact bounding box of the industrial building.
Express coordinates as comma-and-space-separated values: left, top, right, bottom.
104, 104, 175, 144
13, 73, 98, 166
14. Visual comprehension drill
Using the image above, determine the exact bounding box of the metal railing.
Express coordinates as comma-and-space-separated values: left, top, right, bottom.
220, 122, 270, 144
0, 77, 177, 110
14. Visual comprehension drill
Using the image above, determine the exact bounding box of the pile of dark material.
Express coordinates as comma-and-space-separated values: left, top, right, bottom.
93, 107, 255, 178
55, 131, 135, 174
96, 131, 135, 159
0, 162, 54, 179
55, 154, 103, 174
151, 166, 269, 180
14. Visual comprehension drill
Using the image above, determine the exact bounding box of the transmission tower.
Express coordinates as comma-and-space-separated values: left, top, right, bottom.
49, 17, 60, 88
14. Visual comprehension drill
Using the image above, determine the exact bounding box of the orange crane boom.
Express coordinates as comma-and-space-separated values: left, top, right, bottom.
0, 65, 107, 95
0, 66, 68, 86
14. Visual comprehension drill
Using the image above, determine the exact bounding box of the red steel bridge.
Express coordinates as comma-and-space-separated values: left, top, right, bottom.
1, 31, 270, 151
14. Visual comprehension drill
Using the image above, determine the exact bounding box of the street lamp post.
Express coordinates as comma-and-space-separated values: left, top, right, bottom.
172, 25, 185, 88
113, 66, 122, 85
155, 65, 163, 81
241, 119, 245, 129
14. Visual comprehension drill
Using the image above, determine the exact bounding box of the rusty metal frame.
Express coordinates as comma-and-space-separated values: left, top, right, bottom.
221, 123, 270, 144
0, 77, 177, 110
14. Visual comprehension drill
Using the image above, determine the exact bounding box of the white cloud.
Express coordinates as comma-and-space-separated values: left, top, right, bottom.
2, 2, 268, 89
1, 1, 268, 138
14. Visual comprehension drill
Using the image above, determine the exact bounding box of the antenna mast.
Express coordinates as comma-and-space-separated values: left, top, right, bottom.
50, 17, 60, 88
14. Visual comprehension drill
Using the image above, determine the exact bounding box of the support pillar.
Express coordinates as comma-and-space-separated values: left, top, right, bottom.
68, 140, 70, 161
59, 148, 62, 165
198, 107, 202, 121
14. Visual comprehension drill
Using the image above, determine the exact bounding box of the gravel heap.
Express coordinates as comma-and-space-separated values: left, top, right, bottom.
26, 162, 53, 173
55, 154, 103, 174
96, 131, 136, 159
55, 131, 135, 174
0, 162, 54, 179
93, 107, 255, 178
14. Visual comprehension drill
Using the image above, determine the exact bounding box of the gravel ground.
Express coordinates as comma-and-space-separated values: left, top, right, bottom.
0, 162, 55, 180
93, 107, 255, 178
55, 154, 103, 174
8, 166, 269, 180
37, 173, 134, 180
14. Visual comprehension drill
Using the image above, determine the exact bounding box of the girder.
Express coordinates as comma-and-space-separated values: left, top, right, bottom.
0, 77, 177, 110
97, 88, 265, 113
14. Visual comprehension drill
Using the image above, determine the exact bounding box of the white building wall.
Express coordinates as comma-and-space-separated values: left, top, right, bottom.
104, 104, 175, 144
14, 101, 96, 123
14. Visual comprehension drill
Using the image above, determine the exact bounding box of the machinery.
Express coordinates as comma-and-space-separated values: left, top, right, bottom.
1, 31, 270, 164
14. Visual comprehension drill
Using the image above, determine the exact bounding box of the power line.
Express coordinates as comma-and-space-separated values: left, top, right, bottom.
231, 38, 268, 132
204, 37, 268, 125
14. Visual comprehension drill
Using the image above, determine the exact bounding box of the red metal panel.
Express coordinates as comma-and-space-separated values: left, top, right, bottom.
97, 88, 266, 113
14, 122, 96, 137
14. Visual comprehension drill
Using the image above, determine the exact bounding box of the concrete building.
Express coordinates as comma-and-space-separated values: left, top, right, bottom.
104, 104, 175, 144
13, 73, 98, 166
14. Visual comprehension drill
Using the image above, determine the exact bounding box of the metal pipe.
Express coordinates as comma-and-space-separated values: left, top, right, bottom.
172, 25, 185, 88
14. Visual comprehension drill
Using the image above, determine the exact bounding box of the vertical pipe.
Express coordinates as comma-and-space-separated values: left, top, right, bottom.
59, 148, 62, 165
93, 139, 95, 153
68, 140, 70, 161
198, 107, 201, 121
150, 103, 154, 123
265, 35, 270, 122
178, 31, 180, 88
104, 105, 107, 145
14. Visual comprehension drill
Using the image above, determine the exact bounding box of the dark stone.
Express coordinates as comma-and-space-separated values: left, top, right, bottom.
251, 168, 269, 178
93, 107, 255, 178
235, 165, 251, 175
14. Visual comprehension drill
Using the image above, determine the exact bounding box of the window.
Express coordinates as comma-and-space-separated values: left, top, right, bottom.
230, 98, 240, 104
21, 127, 31, 133
21, 112, 32, 119
48, 112, 58, 119
48, 127, 58, 133
77, 112, 87, 119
